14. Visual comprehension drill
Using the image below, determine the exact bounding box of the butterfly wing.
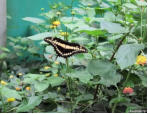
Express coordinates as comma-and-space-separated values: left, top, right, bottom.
44, 37, 88, 58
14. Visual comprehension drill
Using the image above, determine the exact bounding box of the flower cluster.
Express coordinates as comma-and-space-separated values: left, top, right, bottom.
136, 55, 147, 66
7, 98, 16, 102
60, 32, 69, 37
123, 87, 134, 94
0, 80, 7, 85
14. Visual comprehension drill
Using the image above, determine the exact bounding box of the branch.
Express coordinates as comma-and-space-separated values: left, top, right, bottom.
109, 26, 133, 61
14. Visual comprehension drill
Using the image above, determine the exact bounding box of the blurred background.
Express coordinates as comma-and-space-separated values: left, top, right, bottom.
7, 0, 78, 37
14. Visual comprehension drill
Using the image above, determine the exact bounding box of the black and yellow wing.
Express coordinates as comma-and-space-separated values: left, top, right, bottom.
44, 37, 88, 58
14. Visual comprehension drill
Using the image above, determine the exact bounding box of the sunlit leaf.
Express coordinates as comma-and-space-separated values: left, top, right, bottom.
100, 21, 127, 33
16, 96, 42, 112
87, 59, 121, 86
27, 32, 52, 40
115, 44, 145, 69
22, 17, 45, 24
1, 87, 22, 100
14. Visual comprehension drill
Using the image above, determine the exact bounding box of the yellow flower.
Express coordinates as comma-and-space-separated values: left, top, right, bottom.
9, 75, 14, 79
136, 55, 147, 66
71, 11, 76, 15
57, 87, 61, 91
53, 21, 60, 26
16, 87, 21, 91
26, 86, 31, 91
60, 32, 69, 36
50, 25, 57, 29
55, 61, 60, 65
0, 80, 7, 85
44, 66, 51, 70
18, 73, 23, 76
45, 73, 50, 77
56, 11, 61, 15
7, 98, 16, 102
54, 74, 59, 77
88, 4, 91, 6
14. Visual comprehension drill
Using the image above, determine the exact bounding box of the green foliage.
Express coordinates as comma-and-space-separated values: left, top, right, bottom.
0, 87, 22, 100
88, 59, 121, 86
16, 96, 42, 112
115, 44, 145, 69
0, 0, 147, 113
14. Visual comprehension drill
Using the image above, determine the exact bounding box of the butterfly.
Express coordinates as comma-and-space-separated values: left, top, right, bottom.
44, 37, 88, 58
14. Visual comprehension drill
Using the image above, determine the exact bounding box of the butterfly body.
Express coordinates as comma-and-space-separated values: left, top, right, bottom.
44, 37, 88, 58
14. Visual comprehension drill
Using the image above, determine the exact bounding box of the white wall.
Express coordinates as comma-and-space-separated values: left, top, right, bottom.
0, 0, 6, 49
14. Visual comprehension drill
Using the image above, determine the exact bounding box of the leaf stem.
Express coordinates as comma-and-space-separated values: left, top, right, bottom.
124, 66, 132, 86
112, 102, 117, 113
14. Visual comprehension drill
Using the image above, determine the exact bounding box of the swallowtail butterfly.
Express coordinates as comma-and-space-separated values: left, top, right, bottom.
44, 37, 88, 58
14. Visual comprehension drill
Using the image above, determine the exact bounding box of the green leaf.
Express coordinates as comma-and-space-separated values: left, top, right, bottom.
104, 12, 116, 21
109, 96, 130, 107
136, 0, 147, 6
67, 70, 93, 84
123, 3, 137, 9
1, 87, 22, 100
0, 47, 10, 52
100, 21, 127, 33
80, 0, 97, 6
115, 44, 145, 69
45, 46, 55, 54
0, 53, 7, 60
86, 8, 96, 17
79, 30, 106, 37
27, 32, 52, 40
23, 74, 46, 84
125, 103, 142, 113
87, 59, 121, 86
57, 106, 69, 113
22, 17, 45, 24
16, 96, 42, 112
28, 47, 40, 54
48, 76, 64, 87
43, 92, 58, 100
34, 80, 49, 92
76, 94, 93, 102
108, 34, 123, 41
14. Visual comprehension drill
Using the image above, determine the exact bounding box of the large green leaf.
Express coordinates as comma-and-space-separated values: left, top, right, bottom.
79, 30, 106, 37
100, 21, 127, 33
87, 59, 121, 86
23, 74, 46, 84
115, 44, 145, 69
48, 76, 64, 87
86, 8, 96, 17
76, 94, 93, 102
22, 17, 45, 24
67, 70, 93, 84
1, 87, 22, 100
109, 96, 130, 107
34, 80, 49, 92
27, 32, 52, 40
16, 96, 42, 112
80, 0, 97, 6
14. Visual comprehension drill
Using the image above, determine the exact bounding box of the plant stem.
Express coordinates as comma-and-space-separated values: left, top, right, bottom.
124, 67, 132, 86
93, 84, 99, 100
0, 93, 6, 112
66, 58, 69, 73
112, 102, 117, 113
109, 25, 133, 61
140, 6, 143, 38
